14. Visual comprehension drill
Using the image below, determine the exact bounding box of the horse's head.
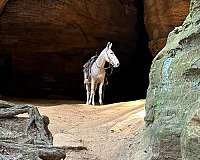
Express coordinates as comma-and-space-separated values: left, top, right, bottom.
104, 42, 120, 68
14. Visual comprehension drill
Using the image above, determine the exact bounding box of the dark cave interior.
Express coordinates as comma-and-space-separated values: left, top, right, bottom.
0, 0, 153, 103
103, 0, 153, 103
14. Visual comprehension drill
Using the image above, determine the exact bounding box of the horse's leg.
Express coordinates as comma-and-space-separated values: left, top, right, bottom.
86, 83, 90, 105
99, 81, 104, 105
89, 79, 95, 105
84, 72, 88, 84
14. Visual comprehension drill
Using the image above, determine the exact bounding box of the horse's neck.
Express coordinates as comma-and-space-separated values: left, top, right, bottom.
95, 52, 106, 69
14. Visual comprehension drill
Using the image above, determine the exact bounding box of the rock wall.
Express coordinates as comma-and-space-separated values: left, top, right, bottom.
0, 0, 8, 15
145, 0, 200, 159
0, 0, 144, 100
144, 0, 190, 56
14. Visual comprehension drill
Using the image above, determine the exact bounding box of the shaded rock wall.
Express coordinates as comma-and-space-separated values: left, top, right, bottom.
145, 0, 200, 159
0, 0, 150, 100
144, 0, 190, 56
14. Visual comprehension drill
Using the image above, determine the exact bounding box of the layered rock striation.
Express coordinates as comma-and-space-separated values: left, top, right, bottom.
144, 0, 190, 56
145, 0, 200, 159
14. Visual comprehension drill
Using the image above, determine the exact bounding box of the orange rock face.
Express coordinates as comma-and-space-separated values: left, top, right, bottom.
144, 0, 190, 56
1, 0, 137, 53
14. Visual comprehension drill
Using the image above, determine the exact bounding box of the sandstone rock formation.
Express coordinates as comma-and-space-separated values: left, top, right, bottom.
0, 0, 8, 15
145, 0, 200, 159
144, 0, 190, 56
0, 0, 141, 100
0, 100, 65, 159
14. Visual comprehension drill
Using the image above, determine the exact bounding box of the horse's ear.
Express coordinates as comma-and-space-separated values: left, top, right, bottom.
106, 42, 111, 48
109, 42, 112, 49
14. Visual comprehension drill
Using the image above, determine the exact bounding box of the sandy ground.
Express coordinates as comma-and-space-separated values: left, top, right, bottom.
6, 98, 146, 160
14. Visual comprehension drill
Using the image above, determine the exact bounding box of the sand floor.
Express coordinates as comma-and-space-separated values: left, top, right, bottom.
5, 98, 146, 160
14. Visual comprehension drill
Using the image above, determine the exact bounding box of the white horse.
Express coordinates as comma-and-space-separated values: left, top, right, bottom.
84, 42, 120, 105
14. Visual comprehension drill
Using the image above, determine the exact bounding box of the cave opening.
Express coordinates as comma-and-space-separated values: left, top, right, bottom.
0, 0, 153, 103
103, 0, 153, 103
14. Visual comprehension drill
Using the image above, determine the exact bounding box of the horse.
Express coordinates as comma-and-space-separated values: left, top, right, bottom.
83, 42, 120, 105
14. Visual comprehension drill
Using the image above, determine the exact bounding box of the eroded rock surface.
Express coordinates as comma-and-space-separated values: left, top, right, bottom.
145, 0, 200, 159
144, 0, 190, 56
0, 100, 65, 159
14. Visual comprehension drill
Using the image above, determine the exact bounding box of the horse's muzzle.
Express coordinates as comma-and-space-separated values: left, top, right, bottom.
114, 63, 120, 68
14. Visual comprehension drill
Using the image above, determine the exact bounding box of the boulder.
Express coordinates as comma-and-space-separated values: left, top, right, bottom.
0, 100, 65, 159
145, 0, 200, 159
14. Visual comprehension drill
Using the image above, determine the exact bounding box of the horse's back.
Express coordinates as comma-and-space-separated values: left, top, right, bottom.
83, 55, 98, 82
83, 55, 98, 69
